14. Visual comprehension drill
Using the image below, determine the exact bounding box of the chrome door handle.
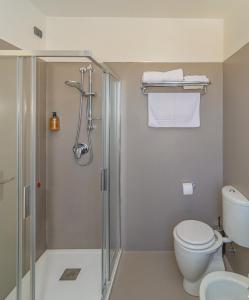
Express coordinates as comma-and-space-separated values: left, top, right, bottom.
0, 177, 15, 184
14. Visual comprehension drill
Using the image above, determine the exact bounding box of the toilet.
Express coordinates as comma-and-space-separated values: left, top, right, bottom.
173, 220, 224, 296
173, 185, 249, 297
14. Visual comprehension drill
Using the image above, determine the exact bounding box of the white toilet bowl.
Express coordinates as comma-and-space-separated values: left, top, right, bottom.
173, 220, 224, 296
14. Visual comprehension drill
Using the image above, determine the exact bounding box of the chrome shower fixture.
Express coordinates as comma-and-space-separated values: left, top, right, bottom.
65, 67, 87, 94
65, 80, 83, 93
65, 65, 95, 166
73, 143, 89, 159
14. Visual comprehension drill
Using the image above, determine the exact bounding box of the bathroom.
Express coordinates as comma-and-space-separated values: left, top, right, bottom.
0, 1, 249, 300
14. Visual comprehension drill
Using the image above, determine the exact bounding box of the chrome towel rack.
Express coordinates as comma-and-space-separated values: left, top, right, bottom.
141, 81, 211, 95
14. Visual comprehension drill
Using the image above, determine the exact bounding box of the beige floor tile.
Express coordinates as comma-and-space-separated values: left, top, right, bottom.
110, 251, 198, 300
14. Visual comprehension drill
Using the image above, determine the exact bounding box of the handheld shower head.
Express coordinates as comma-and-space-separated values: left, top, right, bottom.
65, 80, 83, 93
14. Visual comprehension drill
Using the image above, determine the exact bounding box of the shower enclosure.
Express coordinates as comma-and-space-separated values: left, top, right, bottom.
0, 50, 121, 300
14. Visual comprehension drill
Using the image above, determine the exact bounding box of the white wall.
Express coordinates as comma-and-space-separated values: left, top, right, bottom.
46, 17, 223, 62
1, 0, 249, 62
224, 3, 249, 59
0, 0, 46, 49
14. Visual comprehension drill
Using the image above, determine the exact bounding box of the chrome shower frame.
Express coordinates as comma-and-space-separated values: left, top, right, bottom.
0, 50, 121, 300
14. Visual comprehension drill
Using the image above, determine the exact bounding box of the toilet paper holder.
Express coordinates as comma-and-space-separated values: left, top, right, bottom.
182, 181, 196, 195
182, 181, 196, 186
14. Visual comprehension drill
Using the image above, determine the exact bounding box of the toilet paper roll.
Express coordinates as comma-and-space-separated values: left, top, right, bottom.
182, 182, 194, 195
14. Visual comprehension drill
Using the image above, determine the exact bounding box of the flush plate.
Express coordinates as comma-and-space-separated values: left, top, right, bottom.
59, 268, 81, 281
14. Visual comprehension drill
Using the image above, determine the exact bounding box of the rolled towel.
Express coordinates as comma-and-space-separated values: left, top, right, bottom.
184, 75, 209, 83
142, 69, 184, 83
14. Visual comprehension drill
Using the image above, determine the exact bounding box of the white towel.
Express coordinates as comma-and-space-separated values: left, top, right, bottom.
148, 93, 200, 128
184, 75, 209, 83
142, 69, 184, 83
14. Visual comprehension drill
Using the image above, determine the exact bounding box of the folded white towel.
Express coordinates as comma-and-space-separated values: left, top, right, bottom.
142, 69, 184, 83
184, 75, 209, 83
148, 93, 200, 128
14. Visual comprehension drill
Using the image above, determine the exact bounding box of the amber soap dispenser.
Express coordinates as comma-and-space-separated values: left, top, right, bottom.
49, 112, 60, 131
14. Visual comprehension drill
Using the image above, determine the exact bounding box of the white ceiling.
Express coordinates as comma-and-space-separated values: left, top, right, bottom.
29, 0, 243, 18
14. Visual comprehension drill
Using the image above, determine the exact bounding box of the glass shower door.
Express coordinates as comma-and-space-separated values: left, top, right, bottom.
102, 72, 121, 298
0, 56, 18, 300
108, 75, 121, 275
0, 55, 35, 300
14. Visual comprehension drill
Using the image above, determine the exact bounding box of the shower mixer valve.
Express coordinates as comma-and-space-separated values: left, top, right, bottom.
73, 143, 89, 160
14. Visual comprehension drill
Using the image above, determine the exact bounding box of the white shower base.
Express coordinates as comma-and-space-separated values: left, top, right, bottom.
6, 249, 102, 300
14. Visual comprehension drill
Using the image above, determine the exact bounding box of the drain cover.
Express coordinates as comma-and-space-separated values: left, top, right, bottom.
60, 268, 81, 281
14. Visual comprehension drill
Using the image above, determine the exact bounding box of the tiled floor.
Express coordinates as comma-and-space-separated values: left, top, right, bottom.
110, 251, 197, 300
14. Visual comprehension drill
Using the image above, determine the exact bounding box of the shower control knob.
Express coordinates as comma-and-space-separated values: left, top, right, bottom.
73, 143, 89, 159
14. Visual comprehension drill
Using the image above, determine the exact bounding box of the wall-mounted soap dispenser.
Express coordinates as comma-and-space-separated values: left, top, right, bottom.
49, 112, 60, 131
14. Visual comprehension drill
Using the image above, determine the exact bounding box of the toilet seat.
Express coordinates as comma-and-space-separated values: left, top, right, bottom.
174, 220, 216, 250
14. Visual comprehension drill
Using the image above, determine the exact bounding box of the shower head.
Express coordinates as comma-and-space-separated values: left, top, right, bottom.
65, 80, 83, 93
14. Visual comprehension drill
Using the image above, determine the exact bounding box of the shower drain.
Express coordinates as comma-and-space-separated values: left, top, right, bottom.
59, 268, 81, 281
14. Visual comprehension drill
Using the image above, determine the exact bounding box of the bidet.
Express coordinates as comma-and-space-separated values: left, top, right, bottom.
200, 271, 249, 300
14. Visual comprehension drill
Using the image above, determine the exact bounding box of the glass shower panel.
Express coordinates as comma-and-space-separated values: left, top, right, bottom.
108, 75, 121, 275
0, 57, 18, 300
102, 73, 121, 298
0, 55, 34, 300
20, 57, 34, 300
102, 73, 110, 296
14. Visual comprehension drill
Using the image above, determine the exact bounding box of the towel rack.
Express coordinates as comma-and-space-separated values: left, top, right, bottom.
141, 81, 210, 95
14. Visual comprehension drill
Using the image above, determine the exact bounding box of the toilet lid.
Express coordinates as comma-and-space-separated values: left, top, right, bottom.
175, 220, 215, 245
